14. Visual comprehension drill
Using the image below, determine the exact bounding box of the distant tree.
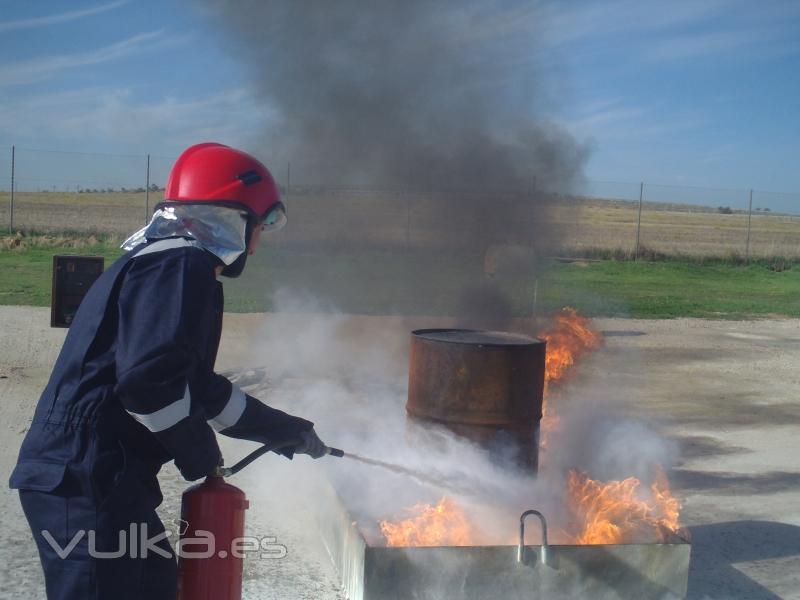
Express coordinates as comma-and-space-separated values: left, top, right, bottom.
149, 183, 159, 192
718, 206, 734, 214
764, 208, 771, 212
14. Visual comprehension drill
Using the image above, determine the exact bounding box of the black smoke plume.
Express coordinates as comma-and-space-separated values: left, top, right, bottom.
200, 0, 589, 324
199, 0, 586, 189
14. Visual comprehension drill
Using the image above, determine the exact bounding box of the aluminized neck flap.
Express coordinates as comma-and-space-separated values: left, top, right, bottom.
121, 204, 248, 266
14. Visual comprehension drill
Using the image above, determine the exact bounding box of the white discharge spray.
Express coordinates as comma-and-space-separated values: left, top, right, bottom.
342, 452, 508, 500
240, 290, 677, 549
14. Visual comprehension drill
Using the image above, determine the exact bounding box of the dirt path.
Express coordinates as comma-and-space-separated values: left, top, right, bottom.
0, 307, 798, 599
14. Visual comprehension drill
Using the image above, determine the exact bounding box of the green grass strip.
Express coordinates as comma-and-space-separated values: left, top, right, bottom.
2, 242, 799, 319
540, 260, 800, 318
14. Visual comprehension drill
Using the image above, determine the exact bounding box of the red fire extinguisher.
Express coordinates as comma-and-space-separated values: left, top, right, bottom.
176, 440, 344, 600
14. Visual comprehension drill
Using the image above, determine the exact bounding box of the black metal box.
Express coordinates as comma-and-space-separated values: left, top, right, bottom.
51, 255, 104, 328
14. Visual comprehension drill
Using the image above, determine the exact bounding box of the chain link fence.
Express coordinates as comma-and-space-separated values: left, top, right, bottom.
2, 146, 799, 260
0, 147, 173, 235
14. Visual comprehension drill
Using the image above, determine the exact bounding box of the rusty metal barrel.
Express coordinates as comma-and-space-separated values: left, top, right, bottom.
407, 329, 546, 471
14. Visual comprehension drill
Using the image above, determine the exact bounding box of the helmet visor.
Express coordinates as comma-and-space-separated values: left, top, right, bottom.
262, 202, 287, 232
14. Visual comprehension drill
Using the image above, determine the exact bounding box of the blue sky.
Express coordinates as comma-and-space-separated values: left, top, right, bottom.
0, 1, 798, 208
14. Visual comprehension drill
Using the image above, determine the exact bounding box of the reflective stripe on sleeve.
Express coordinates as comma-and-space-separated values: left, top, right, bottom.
208, 384, 247, 431
126, 384, 191, 433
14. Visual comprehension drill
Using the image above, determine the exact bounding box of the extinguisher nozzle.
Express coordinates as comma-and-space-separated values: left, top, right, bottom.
326, 446, 345, 458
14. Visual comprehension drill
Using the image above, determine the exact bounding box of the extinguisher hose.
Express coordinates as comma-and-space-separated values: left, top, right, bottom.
217, 439, 345, 477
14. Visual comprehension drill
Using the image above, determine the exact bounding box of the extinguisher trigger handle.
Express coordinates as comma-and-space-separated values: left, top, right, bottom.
213, 465, 233, 478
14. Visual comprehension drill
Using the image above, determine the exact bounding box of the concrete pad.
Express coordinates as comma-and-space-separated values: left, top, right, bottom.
0, 308, 798, 599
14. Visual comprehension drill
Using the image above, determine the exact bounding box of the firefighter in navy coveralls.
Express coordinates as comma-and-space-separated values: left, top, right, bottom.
9, 143, 328, 599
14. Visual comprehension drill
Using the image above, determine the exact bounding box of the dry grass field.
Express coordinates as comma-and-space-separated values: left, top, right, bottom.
0, 191, 150, 235
1, 191, 798, 259
554, 200, 800, 259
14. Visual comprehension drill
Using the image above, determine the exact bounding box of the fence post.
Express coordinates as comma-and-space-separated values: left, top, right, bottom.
9, 145, 15, 231
532, 174, 539, 248
634, 181, 644, 260
745, 188, 753, 263
145, 154, 151, 224
406, 194, 411, 252
285, 161, 291, 242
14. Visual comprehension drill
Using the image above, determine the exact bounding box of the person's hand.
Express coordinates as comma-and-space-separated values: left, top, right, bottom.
294, 428, 327, 459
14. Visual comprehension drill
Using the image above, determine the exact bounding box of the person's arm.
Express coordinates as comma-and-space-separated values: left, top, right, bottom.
204, 384, 314, 458
115, 249, 223, 480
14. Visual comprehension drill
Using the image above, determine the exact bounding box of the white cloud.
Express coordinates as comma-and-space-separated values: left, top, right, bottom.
559, 97, 649, 135
0, 1, 129, 32
644, 28, 781, 62
558, 96, 710, 146
540, 0, 728, 48
569, 104, 648, 132
0, 86, 275, 153
440, 0, 730, 49
0, 30, 174, 87
540, 0, 800, 63
0, 85, 287, 192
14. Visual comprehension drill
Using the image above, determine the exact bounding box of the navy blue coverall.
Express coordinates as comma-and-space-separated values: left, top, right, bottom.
9, 238, 313, 599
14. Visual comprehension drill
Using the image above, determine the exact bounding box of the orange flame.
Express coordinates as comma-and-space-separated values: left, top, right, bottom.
567, 468, 681, 545
377, 473, 681, 547
538, 308, 602, 449
379, 497, 473, 547
538, 307, 602, 393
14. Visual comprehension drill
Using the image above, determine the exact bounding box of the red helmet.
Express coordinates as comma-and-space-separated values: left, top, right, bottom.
164, 143, 284, 225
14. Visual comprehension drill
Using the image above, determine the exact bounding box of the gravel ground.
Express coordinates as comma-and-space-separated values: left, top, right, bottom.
0, 307, 798, 599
